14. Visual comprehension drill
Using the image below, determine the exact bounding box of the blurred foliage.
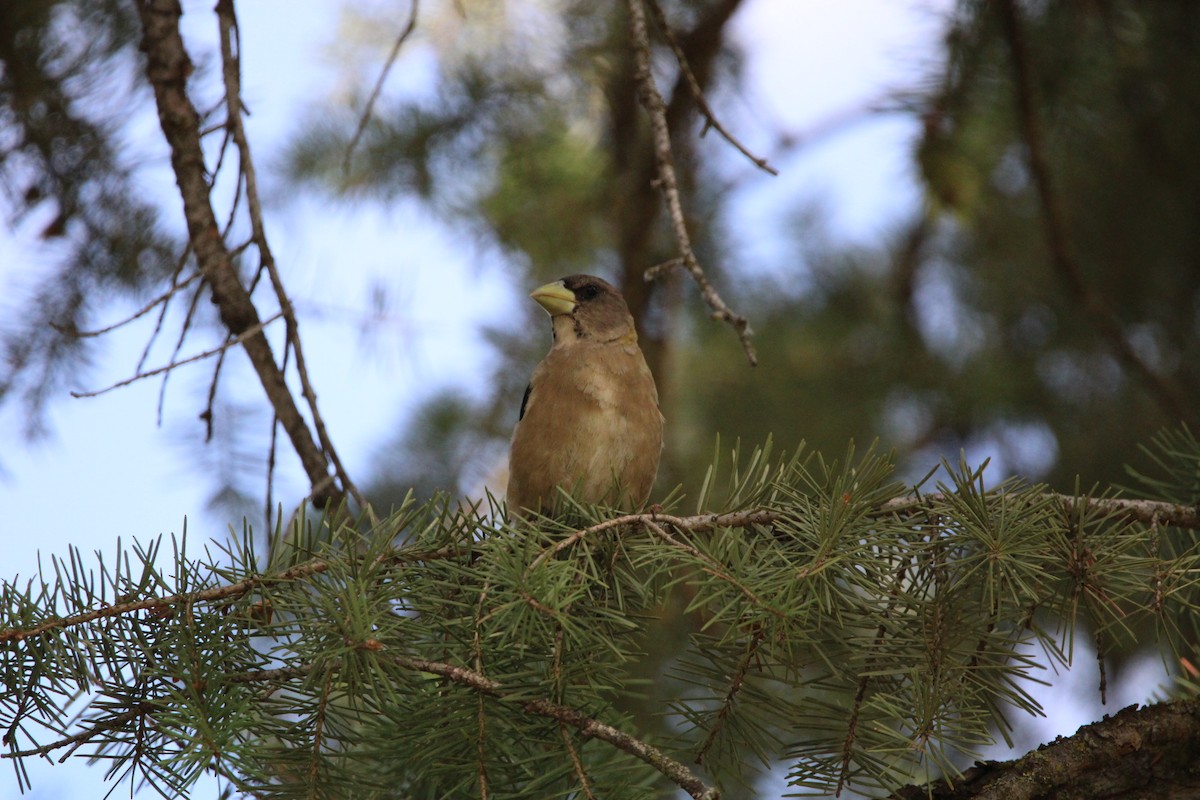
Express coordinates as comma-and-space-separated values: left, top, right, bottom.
0, 0, 179, 436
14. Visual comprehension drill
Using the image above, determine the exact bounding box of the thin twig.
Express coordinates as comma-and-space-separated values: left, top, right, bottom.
343, 0, 421, 175
997, 0, 1195, 428
58, 271, 200, 340
626, 0, 758, 366
216, 0, 369, 514
137, 244, 196, 374
645, 0, 776, 175
156, 276, 205, 425
70, 312, 284, 399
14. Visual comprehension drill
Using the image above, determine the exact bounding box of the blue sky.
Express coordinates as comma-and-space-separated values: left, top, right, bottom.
1, 1, 1165, 796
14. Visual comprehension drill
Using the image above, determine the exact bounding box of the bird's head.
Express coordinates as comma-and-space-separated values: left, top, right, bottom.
531, 274, 636, 345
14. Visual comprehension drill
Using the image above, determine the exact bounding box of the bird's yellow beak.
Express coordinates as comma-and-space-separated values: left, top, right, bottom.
531, 280, 577, 316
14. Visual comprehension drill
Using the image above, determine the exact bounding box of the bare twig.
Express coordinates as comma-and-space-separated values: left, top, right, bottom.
625, 0, 757, 366
644, 0, 776, 175
155, 274, 205, 425
343, 0, 421, 175
59, 271, 200, 340
70, 311, 284, 399
997, 0, 1195, 428
215, 0, 369, 513
136, 0, 343, 507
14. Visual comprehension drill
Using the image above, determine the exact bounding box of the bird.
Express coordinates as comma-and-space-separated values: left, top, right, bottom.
506, 274, 663, 518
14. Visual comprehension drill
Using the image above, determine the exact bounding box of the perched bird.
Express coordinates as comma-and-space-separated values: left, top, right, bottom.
506, 275, 664, 517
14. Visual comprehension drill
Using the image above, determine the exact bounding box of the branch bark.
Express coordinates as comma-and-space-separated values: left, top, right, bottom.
135, 0, 343, 508
891, 700, 1200, 800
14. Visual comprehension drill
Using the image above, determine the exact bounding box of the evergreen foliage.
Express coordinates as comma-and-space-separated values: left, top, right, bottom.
5, 435, 1200, 798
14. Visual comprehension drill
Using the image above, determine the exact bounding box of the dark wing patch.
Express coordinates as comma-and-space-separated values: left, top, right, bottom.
518, 383, 532, 422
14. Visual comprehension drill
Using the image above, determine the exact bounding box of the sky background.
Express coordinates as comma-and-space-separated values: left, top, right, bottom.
0, 1, 1166, 796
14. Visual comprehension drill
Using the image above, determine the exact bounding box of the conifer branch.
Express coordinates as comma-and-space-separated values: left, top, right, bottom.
5, 492, 1195, 646
386, 655, 720, 800
0, 544, 464, 644
694, 624, 764, 766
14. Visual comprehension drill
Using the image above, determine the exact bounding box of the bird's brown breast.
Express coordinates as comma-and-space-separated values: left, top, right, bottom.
506, 338, 663, 517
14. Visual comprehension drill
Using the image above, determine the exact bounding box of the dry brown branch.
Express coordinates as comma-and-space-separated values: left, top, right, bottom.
997, 0, 1196, 428
69, 311, 283, 399
136, 0, 343, 508
625, 0, 758, 366
645, 0, 776, 176
343, 0, 421, 175
214, 0, 369, 514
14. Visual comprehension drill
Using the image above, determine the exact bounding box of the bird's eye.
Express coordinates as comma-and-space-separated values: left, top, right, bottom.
576, 284, 601, 302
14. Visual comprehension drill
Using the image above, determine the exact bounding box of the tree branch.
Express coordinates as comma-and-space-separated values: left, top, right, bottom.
387, 654, 720, 800
135, 0, 343, 508
0, 543, 464, 644
625, 0, 757, 366
5, 489, 1196, 646
644, 0, 776, 176
214, 0, 368, 513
